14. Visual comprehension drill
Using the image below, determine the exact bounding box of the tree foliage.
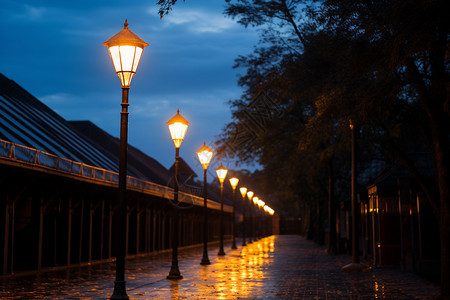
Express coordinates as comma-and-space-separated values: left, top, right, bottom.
216, 0, 449, 295
158, 0, 449, 296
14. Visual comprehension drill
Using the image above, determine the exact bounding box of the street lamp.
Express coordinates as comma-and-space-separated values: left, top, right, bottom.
167, 109, 190, 279
252, 196, 259, 240
239, 187, 247, 246
216, 163, 228, 256
197, 142, 213, 265
104, 19, 148, 300
342, 120, 369, 272
247, 191, 254, 242
263, 204, 269, 237
257, 198, 264, 237
229, 177, 239, 250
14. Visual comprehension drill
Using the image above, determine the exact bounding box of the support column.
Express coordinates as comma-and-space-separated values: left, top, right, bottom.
136, 203, 140, 254
89, 198, 93, 263
2, 195, 10, 274
100, 199, 105, 260
125, 204, 130, 256
37, 196, 44, 271
67, 196, 73, 266
78, 197, 84, 264
10, 198, 15, 273
108, 202, 113, 259
145, 207, 150, 253
152, 209, 157, 252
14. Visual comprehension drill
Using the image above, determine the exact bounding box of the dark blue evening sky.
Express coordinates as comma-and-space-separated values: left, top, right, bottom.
0, 0, 259, 178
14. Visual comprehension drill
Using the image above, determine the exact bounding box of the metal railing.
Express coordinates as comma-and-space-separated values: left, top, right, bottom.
0, 139, 229, 212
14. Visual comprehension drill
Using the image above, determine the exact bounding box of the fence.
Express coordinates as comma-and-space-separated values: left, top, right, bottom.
0, 139, 228, 212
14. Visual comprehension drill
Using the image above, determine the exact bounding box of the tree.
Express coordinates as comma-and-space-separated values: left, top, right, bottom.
158, 0, 449, 296
316, 1, 449, 296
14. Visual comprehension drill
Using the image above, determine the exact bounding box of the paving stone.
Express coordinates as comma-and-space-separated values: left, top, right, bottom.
0, 235, 440, 299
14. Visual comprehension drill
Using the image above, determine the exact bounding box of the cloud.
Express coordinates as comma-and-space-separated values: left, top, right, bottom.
23, 5, 46, 19
3, 4, 48, 21
40, 92, 73, 104
155, 8, 237, 33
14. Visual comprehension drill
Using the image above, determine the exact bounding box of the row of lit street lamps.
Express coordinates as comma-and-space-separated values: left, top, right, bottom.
104, 20, 274, 300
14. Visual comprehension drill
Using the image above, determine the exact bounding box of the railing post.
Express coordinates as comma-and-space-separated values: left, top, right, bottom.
9, 144, 15, 159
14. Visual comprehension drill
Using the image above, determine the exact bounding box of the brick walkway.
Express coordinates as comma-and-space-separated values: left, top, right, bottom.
0, 235, 440, 299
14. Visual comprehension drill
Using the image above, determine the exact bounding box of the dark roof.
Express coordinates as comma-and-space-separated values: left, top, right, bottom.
0, 73, 172, 184
70, 121, 172, 185
358, 159, 389, 186
0, 73, 117, 171
169, 157, 198, 179
367, 152, 434, 188
168, 157, 203, 196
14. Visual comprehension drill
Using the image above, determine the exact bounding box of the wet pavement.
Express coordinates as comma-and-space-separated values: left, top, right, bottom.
0, 235, 440, 299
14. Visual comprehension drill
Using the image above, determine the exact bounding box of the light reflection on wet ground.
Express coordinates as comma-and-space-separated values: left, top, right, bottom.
0, 235, 440, 299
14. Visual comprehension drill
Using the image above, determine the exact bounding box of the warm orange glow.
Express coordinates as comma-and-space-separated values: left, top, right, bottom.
216, 163, 228, 183
196, 142, 213, 170
104, 20, 148, 87
229, 177, 239, 190
247, 191, 254, 200
239, 187, 247, 197
252, 196, 258, 204
167, 109, 190, 148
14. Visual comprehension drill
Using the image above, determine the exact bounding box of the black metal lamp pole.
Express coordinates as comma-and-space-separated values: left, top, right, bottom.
166, 109, 189, 279
167, 147, 183, 279
350, 122, 360, 265
218, 180, 226, 256
342, 121, 368, 272
111, 87, 130, 299
231, 187, 237, 249
216, 164, 227, 256
229, 178, 239, 250
104, 20, 148, 300
240, 187, 247, 247
253, 203, 257, 241
246, 191, 254, 242
248, 203, 253, 243
197, 142, 213, 265
252, 200, 256, 241
201, 168, 211, 265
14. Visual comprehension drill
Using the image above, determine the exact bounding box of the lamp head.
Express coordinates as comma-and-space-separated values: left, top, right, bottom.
104, 19, 148, 87
239, 187, 247, 198
196, 142, 213, 170
229, 177, 239, 190
216, 163, 228, 183
167, 109, 190, 148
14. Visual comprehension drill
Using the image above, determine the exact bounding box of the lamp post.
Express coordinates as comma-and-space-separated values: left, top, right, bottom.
229, 177, 239, 249
197, 142, 213, 265
167, 109, 190, 279
216, 163, 228, 256
342, 121, 369, 272
104, 19, 148, 300
258, 200, 265, 237
252, 196, 259, 240
239, 187, 247, 246
246, 191, 254, 242
263, 205, 269, 237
